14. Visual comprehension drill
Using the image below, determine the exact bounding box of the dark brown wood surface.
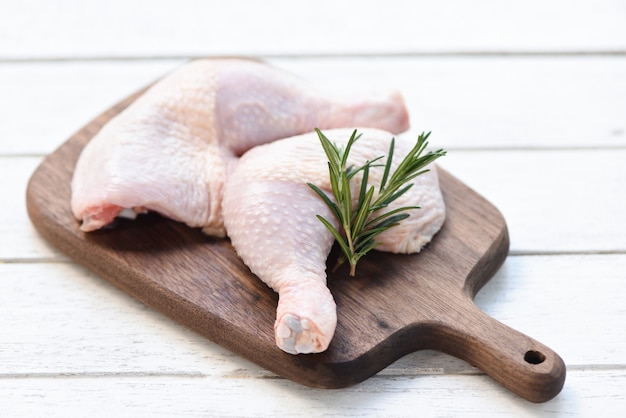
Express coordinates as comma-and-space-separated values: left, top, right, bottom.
26, 90, 565, 403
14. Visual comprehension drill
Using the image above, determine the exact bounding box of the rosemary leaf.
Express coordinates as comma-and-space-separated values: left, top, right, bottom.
379, 137, 394, 192
365, 206, 419, 230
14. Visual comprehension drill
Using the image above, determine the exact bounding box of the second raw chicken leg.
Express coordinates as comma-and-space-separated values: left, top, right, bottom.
223, 128, 445, 354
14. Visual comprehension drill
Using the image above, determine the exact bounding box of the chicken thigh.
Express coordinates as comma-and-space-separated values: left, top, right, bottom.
71, 58, 410, 234
222, 128, 445, 354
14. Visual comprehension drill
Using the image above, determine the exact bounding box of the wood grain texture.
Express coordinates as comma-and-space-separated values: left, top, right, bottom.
26, 86, 565, 402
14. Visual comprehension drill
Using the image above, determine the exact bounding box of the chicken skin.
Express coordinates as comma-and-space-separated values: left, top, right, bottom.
223, 128, 445, 354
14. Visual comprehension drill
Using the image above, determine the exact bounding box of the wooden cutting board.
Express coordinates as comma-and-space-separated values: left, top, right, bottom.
26, 88, 565, 403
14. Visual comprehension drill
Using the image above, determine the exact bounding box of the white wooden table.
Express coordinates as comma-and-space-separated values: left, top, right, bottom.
2, 1, 625, 416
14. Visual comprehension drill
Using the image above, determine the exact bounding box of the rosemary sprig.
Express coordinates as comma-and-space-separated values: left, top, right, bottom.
307, 128, 446, 276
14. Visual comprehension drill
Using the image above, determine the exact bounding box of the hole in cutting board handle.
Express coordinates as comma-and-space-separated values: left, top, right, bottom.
524, 350, 546, 365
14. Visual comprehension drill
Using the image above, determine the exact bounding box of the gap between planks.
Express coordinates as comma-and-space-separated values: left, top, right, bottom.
2, 50, 626, 63
3, 251, 626, 265
2, 364, 625, 381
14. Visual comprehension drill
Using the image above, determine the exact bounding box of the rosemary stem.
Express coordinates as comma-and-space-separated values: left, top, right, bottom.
349, 261, 356, 277
345, 224, 357, 276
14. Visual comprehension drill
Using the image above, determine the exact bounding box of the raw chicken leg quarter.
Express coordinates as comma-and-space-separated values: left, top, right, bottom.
71, 58, 410, 234
223, 128, 446, 354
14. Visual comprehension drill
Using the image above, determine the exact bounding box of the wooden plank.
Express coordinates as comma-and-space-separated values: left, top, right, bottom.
476, 254, 626, 366
440, 148, 626, 253
278, 57, 626, 149
2, 255, 625, 377
0, 261, 240, 376
0, 60, 182, 155
2, 57, 625, 154
1, 0, 625, 59
0, 261, 474, 377
1, 370, 624, 417
5, 147, 625, 260
0, 157, 63, 260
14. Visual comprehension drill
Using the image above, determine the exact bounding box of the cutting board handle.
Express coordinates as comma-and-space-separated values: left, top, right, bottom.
433, 302, 566, 403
